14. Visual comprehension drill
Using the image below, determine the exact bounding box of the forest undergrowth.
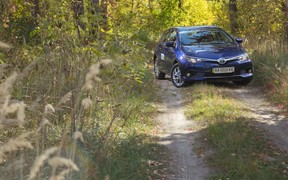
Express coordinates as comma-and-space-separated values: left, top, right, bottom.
0, 37, 164, 179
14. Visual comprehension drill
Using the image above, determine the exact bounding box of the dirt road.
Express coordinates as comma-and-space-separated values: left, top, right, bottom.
156, 80, 288, 180
222, 84, 288, 152
156, 79, 211, 180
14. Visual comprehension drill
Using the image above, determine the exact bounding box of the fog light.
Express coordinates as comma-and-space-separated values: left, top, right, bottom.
187, 73, 191, 77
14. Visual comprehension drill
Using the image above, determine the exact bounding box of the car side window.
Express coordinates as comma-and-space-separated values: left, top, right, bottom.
161, 30, 172, 43
167, 31, 176, 42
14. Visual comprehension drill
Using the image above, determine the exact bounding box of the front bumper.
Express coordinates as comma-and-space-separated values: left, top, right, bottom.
180, 60, 253, 82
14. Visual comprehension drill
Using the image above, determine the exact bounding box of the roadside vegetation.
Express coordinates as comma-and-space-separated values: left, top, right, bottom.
250, 42, 288, 110
0, 1, 164, 178
0, 0, 288, 179
185, 84, 288, 179
0, 38, 165, 179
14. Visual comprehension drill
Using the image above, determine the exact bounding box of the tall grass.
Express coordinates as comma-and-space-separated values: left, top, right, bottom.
249, 41, 288, 108
0, 36, 161, 179
185, 84, 288, 179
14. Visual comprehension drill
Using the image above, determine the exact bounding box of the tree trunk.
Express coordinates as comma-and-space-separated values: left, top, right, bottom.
89, 0, 109, 39
284, 0, 288, 41
229, 0, 238, 35
72, 0, 85, 40
178, 0, 182, 9
33, 0, 40, 18
101, 0, 108, 31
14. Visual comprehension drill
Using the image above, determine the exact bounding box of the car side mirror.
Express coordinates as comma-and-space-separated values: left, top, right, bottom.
235, 38, 243, 43
164, 41, 175, 48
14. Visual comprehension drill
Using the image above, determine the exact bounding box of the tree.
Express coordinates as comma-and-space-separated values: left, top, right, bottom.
33, 0, 40, 20
284, 0, 288, 41
72, 0, 85, 39
229, 0, 238, 34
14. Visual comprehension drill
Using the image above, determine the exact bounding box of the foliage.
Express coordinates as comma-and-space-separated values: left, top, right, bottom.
152, 0, 214, 30
237, 0, 285, 38
1, 0, 288, 179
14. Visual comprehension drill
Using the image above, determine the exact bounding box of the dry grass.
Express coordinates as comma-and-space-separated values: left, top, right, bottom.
0, 34, 158, 179
0, 132, 33, 163
0, 52, 105, 179
250, 41, 288, 108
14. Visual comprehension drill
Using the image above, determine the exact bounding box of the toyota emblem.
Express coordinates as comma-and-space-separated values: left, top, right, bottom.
218, 58, 226, 64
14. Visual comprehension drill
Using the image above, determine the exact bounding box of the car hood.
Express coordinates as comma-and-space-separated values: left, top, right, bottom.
182, 43, 245, 59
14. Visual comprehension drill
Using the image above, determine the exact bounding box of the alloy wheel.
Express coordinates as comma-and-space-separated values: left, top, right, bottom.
172, 64, 184, 87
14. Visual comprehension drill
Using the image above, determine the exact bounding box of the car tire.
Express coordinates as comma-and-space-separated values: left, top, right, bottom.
171, 63, 186, 88
233, 78, 252, 86
154, 57, 165, 80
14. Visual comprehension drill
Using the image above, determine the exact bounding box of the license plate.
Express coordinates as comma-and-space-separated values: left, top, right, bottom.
212, 67, 235, 74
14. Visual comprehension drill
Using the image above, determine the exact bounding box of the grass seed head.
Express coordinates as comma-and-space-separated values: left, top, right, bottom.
16, 101, 26, 124
83, 63, 101, 90
0, 41, 11, 49
28, 147, 59, 180
0, 72, 18, 98
45, 104, 55, 114
86, 59, 112, 86
73, 131, 84, 142
56, 91, 72, 108
49, 169, 70, 180
48, 157, 79, 171
48, 157, 79, 180
81, 98, 93, 109
101, 59, 112, 65
37, 118, 52, 132
0, 133, 33, 164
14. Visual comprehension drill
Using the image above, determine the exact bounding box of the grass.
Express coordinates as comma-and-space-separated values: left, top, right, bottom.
98, 135, 167, 180
185, 83, 288, 179
249, 41, 288, 109
0, 37, 164, 179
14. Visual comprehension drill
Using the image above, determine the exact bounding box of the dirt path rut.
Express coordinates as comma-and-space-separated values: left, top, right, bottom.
156, 80, 211, 180
223, 85, 288, 152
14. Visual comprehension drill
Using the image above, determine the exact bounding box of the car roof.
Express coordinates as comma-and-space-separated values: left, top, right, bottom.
170, 26, 220, 32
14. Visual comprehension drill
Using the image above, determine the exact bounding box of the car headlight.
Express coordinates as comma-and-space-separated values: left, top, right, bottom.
184, 56, 202, 63
239, 53, 250, 61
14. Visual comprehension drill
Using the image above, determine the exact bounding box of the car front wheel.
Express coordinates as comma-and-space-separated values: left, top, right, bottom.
171, 63, 186, 88
154, 57, 165, 79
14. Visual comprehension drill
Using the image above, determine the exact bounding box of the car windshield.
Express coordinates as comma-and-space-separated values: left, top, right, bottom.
179, 29, 234, 45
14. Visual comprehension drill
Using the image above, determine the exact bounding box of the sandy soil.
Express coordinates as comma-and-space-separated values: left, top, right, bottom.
222, 84, 288, 152
156, 79, 211, 180
155, 79, 288, 179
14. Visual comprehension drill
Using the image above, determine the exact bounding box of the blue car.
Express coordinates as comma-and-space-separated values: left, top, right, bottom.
153, 26, 253, 87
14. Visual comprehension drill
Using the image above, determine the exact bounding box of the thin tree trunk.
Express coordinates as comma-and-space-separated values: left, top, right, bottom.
101, 0, 108, 31
178, 0, 182, 9
33, 0, 40, 18
229, 0, 238, 34
284, 0, 288, 41
72, 0, 85, 40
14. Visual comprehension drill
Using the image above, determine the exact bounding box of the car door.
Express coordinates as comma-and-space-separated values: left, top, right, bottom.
155, 30, 172, 74
161, 30, 177, 73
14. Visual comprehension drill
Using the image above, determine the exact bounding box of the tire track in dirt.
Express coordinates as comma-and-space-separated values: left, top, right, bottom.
156, 79, 211, 180
222, 84, 288, 152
